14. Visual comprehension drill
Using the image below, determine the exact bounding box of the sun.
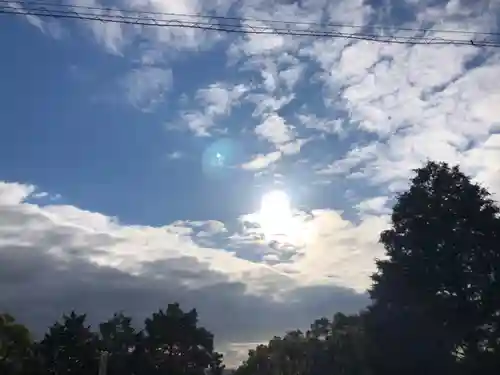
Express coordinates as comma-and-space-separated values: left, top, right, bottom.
258, 190, 296, 241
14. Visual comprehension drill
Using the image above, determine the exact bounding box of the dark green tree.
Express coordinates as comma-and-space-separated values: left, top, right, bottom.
99, 313, 142, 375
234, 313, 369, 375
0, 313, 33, 375
143, 303, 223, 375
1, 303, 225, 375
326, 313, 369, 375
38, 311, 100, 375
367, 161, 500, 375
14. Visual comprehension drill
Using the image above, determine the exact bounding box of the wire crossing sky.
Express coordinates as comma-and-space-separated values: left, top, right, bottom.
2, 0, 500, 47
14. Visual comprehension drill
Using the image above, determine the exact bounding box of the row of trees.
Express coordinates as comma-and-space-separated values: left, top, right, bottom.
2, 162, 499, 374
234, 162, 500, 375
234, 313, 368, 375
0, 304, 224, 375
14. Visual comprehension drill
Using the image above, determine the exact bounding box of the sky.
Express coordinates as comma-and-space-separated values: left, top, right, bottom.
1, 0, 500, 367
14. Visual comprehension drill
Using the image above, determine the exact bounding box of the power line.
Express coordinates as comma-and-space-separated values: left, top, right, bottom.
2, 0, 499, 48
4, 0, 500, 36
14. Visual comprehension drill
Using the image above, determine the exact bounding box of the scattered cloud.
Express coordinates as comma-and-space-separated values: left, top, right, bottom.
355, 196, 391, 216
279, 138, 309, 156
5, 1, 45, 33
0, 182, 35, 205
32, 191, 49, 199
68, 0, 127, 55
241, 151, 282, 171
255, 114, 294, 147
175, 83, 248, 136
300, 0, 500, 198
196, 83, 248, 118
236, 206, 389, 292
166, 151, 184, 160
298, 114, 343, 135
123, 66, 172, 111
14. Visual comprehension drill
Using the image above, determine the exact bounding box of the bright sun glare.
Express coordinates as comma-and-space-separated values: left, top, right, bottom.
258, 190, 303, 243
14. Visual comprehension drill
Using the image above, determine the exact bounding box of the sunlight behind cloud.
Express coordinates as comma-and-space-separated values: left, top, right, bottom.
259, 190, 293, 237
252, 190, 315, 248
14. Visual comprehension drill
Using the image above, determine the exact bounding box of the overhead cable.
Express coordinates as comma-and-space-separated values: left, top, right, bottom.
1, 0, 499, 48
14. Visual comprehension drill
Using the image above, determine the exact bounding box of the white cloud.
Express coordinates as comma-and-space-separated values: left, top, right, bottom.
316, 144, 378, 176
463, 133, 500, 199
284, 210, 388, 292
241, 151, 282, 171
255, 114, 294, 146
123, 66, 172, 111
356, 196, 391, 216
32, 192, 49, 199
237, 207, 390, 293
68, 0, 126, 55
247, 94, 295, 118
0, 182, 35, 205
196, 83, 247, 117
194, 220, 228, 237
180, 111, 213, 137
167, 151, 184, 160
64, 0, 234, 54
5, 1, 45, 31
279, 64, 304, 91
176, 82, 248, 136
305, 0, 500, 196
298, 114, 343, 135
233, 32, 288, 57
126, 0, 231, 52
279, 138, 309, 156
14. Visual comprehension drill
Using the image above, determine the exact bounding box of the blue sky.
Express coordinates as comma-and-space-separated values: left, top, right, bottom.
1, 0, 500, 367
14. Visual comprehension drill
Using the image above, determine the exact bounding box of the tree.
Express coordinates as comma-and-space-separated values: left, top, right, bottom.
38, 311, 100, 375
99, 313, 142, 375
143, 303, 224, 375
234, 313, 369, 375
326, 313, 369, 375
0, 313, 32, 375
367, 161, 500, 375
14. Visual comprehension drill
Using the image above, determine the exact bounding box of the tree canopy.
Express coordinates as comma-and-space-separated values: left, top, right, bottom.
0, 304, 224, 375
0, 314, 33, 374
2, 161, 499, 375
367, 161, 500, 375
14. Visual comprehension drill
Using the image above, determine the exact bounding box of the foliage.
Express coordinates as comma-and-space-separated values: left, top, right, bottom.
0, 305, 224, 375
367, 162, 500, 375
0, 314, 33, 374
234, 313, 370, 375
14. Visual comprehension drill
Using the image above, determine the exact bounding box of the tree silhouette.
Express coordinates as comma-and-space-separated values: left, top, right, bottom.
38, 312, 100, 375
367, 161, 500, 375
0, 304, 224, 375
99, 312, 141, 375
143, 303, 223, 375
0, 313, 33, 375
234, 313, 369, 375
